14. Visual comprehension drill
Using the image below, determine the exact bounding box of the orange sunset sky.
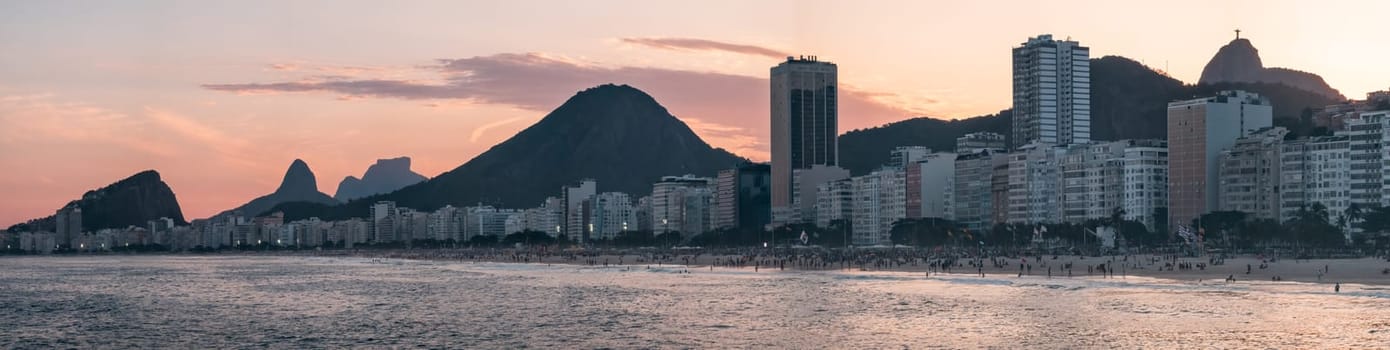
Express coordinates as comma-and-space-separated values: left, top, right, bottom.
3, 0, 1389, 226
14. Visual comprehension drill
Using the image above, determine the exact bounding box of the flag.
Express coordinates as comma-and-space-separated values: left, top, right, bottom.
799, 231, 809, 245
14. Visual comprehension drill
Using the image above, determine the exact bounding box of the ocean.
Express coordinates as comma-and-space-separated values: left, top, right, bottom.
1, 256, 1386, 349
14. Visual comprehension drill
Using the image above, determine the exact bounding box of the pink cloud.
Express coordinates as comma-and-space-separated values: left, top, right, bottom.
618, 37, 790, 59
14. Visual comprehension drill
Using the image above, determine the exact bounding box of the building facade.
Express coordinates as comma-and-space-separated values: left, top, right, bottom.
771, 56, 838, 210
1166, 90, 1273, 231
851, 168, 905, 246
1218, 127, 1288, 221
1012, 34, 1091, 148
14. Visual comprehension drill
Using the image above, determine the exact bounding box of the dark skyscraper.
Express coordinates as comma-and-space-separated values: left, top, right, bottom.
771, 56, 838, 209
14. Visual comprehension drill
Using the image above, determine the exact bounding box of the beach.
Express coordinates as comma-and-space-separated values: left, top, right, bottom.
349, 248, 1390, 287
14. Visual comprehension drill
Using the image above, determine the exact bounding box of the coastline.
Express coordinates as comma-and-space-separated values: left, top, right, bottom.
315, 250, 1390, 287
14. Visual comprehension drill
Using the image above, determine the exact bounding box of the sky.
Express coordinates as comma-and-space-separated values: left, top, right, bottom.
2, 0, 1389, 227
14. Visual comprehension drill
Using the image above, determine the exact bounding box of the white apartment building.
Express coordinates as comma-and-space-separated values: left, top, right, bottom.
1012, 34, 1091, 148
789, 165, 851, 225
590, 192, 635, 240
1119, 140, 1169, 230
1218, 127, 1288, 221
816, 178, 855, 228
905, 152, 956, 219
652, 175, 713, 235
851, 168, 905, 246
1279, 135, 1352, 224
952, 150, 1001, 232
1340, 111, 1390, 208
1008, 144, 1065, 224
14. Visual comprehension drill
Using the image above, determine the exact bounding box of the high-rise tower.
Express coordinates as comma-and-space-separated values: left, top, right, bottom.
1012, 34, 1091, 148
771, 56, 838, 209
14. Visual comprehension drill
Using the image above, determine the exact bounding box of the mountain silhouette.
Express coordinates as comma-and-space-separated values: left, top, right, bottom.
6, 170, 186, 232
334, 157, 427, 201
269, 84, 745, 221
839, 55, 1341, 175
1199, 38, 1343, 99
216, 159, 338, 218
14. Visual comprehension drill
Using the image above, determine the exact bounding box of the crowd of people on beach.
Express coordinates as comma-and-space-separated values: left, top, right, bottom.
325, 246, 1345, 280
301, 245, 1390, 294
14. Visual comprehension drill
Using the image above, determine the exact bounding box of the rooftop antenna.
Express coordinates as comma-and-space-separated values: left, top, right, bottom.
1235, 28, 1241, 39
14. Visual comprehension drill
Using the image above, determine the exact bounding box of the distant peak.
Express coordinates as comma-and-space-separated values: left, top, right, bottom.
129, 170, 162, 181
276, 159, 319, 194
374, 156, 411, 168
574, 84, 650, 99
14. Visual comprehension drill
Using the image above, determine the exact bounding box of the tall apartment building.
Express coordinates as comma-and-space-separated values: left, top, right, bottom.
712, 163, 772, 231
463, 206, 519, 240
1118, 140, 1170, 231
904, 152, 956, 219
590, 192, 634, 240
1166, 90, 1273, 231
771, 56, 838, 210
1007, 144, 1065, 224
1218, 127, 1288, 221
652, 175, 713, 235
1060, 142, 1120, 224
562, 180, 596, 241
1012, 34, 1091, 148
952, 149, 1002, 232
1279, 136, 1352, 224
55, 206, 81, 248
990, 154, 1012, 227
788, 165, 850, 225
1340, 111, 1390, 207
369, 201, 397, 243
1057, 139, 1169, 230
428, 205, 462, 241
815, 179, 855, 228
851, 168, 906, 246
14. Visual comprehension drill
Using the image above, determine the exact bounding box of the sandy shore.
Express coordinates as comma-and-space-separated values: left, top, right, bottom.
364, 250, 1390, 287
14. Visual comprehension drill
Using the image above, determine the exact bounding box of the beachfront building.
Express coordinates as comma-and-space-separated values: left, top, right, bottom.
1279, 136, 1352, 224
713, 163, 772, 231
463, 206, 519, 241
1118, 140, 1170, 231
789, 165, 851, 226
652, 175, 714, 236
904, 152, 956, 219
815, 178, 855, 228
1218, 127, 1288, 221
1166, 90, 1273, 231
590, 192, 635, 240
1007, 143, 1066, 224
428, 205, 462, 241
562, 180, 596, 241
771, 56, 839, 215
953, 149, 1003, 232
1339, 110, 1390, 208
851, 168, 906, 246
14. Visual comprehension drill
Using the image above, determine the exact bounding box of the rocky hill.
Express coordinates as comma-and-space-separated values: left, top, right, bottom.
270, 84, 745, 220
1199, 38, 1343, 100
216, 159, 338, 218
334, 157, 427, 201
7, 170, 186, 232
